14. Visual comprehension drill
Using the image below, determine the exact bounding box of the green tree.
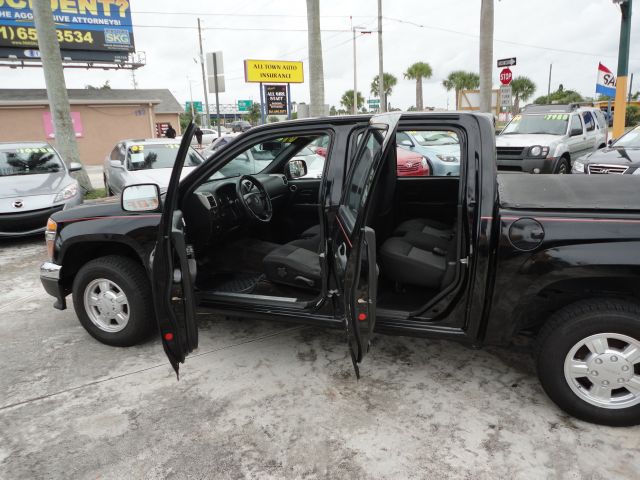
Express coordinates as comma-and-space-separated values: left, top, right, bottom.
245, 103, 262, 125
510, 76, 536, 113
85, 80, 111, 90
442, 71, 480, 109
371, 73, 398, 105
340, 89, 364, 113
626, 105, 640, 127
533, 87, 582, 105
404, 62, 433, 111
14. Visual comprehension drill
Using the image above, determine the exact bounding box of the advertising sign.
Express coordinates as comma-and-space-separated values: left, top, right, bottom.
244, 60, 304, 83
596, 62, 616, 97
42, 111, 83, 138
0, 0, 135, 53
265, 85, 288, 115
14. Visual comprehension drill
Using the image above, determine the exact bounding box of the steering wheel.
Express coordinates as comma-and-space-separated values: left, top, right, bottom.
236, 175, 273, 223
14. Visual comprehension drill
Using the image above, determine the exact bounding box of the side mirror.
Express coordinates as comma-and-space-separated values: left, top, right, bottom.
110, 159, 124, 169
68, 161, 82, 172
607, 139, 614, 147
121, 184, 160, 212
285, 159, 307, 179
570, 127, 583, 137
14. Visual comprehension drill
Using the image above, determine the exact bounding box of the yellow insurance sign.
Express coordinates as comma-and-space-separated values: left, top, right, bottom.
244, 60, 304, 83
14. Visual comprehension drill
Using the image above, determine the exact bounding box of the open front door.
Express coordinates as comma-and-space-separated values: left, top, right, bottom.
332, 113, 401, 377
152, 123, 198, 377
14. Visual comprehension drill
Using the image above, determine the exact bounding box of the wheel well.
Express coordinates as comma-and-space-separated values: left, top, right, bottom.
561, 152, 570, 161
515, 276, 640, 337
60, 242, 144, 291
598, 143, 606, 149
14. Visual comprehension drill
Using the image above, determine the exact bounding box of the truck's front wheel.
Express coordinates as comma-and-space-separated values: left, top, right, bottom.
536, 299, 640, 426
72, 255, 155, 347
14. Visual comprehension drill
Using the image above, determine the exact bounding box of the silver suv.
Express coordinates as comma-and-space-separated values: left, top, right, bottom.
496, 104, 608, 174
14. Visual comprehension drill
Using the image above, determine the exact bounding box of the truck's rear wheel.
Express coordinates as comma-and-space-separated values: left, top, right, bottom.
536, 299, 640, 426
72, 255, 155, 347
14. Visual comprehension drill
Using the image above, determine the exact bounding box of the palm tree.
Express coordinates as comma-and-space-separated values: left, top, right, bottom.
306, 0, 325, 116
404, 62, 433, 111
370, 73, 398, 107
340, 90, 364, 112
479, 0, 494, 113
510, 76, 536, 113
442, 71, 480, 109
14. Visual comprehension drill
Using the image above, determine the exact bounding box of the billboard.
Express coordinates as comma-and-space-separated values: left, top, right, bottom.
0, 0, 135, 53
265, 85, 288, 115
244, 60, 303, 83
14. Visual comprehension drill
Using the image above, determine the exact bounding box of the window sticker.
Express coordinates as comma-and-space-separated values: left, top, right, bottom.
130, 152, 145, 164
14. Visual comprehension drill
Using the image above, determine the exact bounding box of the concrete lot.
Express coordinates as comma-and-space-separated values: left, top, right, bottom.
0, 237, 638, 480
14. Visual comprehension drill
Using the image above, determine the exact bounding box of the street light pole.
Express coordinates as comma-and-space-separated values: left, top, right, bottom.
377, 0, 385, 112
352, 24, 357, 115
197, 18, 211, 128
612, 0, 633, 138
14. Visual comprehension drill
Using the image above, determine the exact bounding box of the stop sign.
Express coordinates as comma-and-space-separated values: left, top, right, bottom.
500, 68, 513, 85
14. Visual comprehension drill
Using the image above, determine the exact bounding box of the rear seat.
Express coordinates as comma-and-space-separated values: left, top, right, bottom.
393, 218, 455, 252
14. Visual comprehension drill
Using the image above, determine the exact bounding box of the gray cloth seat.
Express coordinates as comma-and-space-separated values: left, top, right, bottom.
262, 236, 321, 290
394, 218, 455, 252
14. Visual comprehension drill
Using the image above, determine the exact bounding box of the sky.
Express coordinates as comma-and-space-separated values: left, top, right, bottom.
2, 0, 639, 111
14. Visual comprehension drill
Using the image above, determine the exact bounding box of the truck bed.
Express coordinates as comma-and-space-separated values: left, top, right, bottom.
498, 174, 640, 211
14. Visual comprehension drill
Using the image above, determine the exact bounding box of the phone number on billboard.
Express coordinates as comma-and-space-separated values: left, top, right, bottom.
0, 26, 93, 46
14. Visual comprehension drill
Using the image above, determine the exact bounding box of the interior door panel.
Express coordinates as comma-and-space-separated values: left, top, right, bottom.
281, 178, 322, 238
395, 177, 459, 224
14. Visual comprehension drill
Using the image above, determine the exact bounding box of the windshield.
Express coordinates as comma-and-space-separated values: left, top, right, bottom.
412, 131, 459, 146
614, 127, 640, 148
501, 114, 569, 135
0, 145, 64, 177
127, 144, 203, 171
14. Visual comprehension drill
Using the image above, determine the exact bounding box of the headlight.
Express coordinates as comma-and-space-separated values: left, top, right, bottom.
572, 159, 585, 173
54, 182, 79, 202
421, 157, 428, 168
632, 168, 640, 175
45, 218, 57, 260
436, 154, 458, 163
528, 145, 550, 157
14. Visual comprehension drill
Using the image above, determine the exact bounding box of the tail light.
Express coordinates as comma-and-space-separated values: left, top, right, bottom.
45, 218, 57, 260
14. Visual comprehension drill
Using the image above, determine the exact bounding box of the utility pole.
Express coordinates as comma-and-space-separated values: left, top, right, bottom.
212, 53, 222, 137
628, 73, 634, 103
32, 0, 92, 191
306, 0, 325, 116
352, 21, 357, 115
197, 18, 211, 128
377, 0, 385, 112
479, 0, 494, 113
612, 0, 632, 138
547, 64, 553, 103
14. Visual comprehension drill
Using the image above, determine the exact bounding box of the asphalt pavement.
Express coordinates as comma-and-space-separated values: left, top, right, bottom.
0, 237, 639, 479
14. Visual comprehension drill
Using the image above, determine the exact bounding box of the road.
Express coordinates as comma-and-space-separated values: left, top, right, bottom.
0, 237, 638, 479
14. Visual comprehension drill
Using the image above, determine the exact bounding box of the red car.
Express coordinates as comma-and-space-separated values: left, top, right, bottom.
396, 147, 430, 176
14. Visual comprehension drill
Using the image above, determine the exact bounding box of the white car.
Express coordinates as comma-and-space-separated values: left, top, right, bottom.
103, 139, 204, 196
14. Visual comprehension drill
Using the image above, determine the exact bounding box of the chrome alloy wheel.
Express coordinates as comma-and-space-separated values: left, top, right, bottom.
83, 278, 130, 333
564, 333, 640, 409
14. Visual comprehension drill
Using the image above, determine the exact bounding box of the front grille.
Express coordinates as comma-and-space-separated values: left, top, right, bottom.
497, 146, 525, 158
497, 165, 523, 172
398, 163, 420, 172
588, 164, 628, 175
0, 205, 63, 233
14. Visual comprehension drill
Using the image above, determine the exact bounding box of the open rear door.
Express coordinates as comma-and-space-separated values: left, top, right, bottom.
331, 113, 401, 377
152, 123, 198, 377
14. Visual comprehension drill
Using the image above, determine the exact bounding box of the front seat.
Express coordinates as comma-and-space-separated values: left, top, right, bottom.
262, 236, 321, 290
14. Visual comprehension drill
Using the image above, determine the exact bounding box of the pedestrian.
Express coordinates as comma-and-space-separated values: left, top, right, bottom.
165, 123, 176, 139
194, 126, 203, 147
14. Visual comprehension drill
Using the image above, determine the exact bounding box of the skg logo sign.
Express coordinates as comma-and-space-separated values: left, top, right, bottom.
104, 29, 131, 46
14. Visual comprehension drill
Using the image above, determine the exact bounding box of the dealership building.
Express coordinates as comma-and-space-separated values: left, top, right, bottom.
0, 89, 182, 165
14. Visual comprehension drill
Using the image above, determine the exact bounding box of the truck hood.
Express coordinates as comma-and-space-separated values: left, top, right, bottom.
125, 167, 197, 188
0, 171, 69, 198
496, 134, 563, 148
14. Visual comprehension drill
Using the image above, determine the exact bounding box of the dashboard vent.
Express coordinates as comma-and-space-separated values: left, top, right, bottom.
204, 193, 217, 208
281, 175, 288, 185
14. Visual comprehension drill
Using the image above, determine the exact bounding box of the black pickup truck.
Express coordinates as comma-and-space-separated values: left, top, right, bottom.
40, 113, 640, 426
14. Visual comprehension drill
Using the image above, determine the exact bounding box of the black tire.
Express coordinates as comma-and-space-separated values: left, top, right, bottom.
555, 157, 570, 174
535, 299, 640, 426
72, 255, 155, 347
104, 175, 114, 196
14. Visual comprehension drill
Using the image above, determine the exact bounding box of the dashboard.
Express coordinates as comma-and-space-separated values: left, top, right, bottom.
183, 174, 290, 243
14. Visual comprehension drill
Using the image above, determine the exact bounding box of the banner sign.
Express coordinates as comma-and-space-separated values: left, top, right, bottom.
596, 63, 616, 98
0, 0, 135, 52
265, 85, 288, 115
42, 111, 83, 138
244, 59, 304, 83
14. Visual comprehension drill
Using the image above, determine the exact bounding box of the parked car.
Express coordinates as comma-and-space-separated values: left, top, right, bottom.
229, 120, 252, 133
396, 147, 430, 176
496, 104, 608, 174
190, 128, 218, 147
397, 130, 460, 176
103, 139, 204, 196
0, 142, 82, 238
41, 113, 640, 426
573, 125, 640, 174
202, 133, 241, 158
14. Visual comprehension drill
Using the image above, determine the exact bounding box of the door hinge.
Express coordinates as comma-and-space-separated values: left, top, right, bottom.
327, 289, 340, 297
459, 257, 469, 265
